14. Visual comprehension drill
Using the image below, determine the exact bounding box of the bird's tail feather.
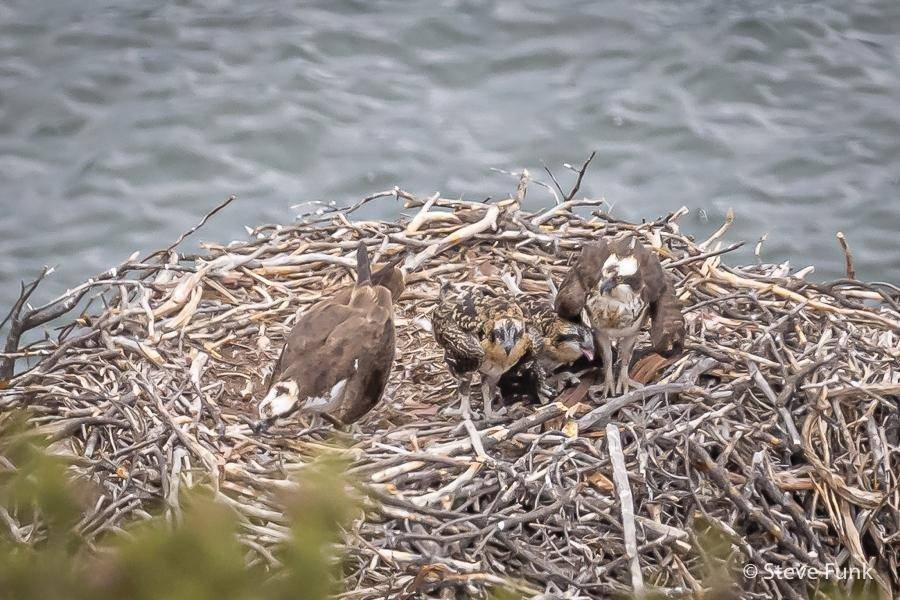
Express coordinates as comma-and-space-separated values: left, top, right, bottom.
356, 241, 372, 285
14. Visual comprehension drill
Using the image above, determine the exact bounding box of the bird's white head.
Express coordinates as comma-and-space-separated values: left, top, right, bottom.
257, 380, 300, 421
599, 253, 638, 295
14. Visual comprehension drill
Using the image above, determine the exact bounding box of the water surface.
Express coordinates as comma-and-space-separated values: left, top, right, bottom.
2, 0, 899, 315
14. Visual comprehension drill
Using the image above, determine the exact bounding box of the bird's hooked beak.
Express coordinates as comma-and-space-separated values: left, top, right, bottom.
599, 273, 618, 295
581, 344, 595, 362
580, 332, 595, 361
495, 320, 520, 356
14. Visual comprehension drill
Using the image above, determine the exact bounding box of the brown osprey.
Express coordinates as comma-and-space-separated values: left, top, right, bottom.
431, 285, 536, 419
256, 243, 405, 427
555, 236, 684, 396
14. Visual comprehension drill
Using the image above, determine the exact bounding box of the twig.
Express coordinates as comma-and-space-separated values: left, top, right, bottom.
835, 232, 856, 280
563, 151, 596, 202
145, 195, 236, 262
607, 423, 644, 597
578, 382, 697, 431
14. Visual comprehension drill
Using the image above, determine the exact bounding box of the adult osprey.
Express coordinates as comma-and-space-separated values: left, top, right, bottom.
256, 243, 405, 427
555, 236, 684, 396
431, 285, 538, 419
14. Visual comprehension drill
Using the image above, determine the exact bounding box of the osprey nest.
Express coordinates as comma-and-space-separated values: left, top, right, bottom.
1, 169, 898, 599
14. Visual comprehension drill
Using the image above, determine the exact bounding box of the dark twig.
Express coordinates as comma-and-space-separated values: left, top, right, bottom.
144, 195, 237, 263
563, 151, 596, 202
0, 266, 51, 380
836, 231, 856, 280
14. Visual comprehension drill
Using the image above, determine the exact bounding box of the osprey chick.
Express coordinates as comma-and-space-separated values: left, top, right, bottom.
496, 296, 593, 407
555, 236, 684, 396
431, 285, 535, 418
257, 243, 404, 428
519, 296, 595, 371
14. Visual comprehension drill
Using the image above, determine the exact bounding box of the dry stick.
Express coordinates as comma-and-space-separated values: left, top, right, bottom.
698, 208, 735, 251
462, 417, 489, 462
836, 232, 856, 280
404, 205, 500, 271
145, 195, 236, 263
577, 382, 697, 432
754, 233, 768, 263
404, 192, 440, 235
709, 264, 900, 331
606, 423, 644, 597
369, 403, 566, 483
531, 198, 606, 227
747, 361, 802, 451
0, 266, 51, 380
540, 161, 567, 204
563, 151, 597, 202
752, 454, 826, 559
0, 505, 25, 543
142, 383, 220, 491
666, 241, 745, 268
687, 440, 823, 569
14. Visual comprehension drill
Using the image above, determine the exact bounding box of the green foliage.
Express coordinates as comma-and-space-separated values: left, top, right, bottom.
268, 456, 355, 600
0, 418, 884, 600
91, 495, 260, 600
0, 417, 354, 600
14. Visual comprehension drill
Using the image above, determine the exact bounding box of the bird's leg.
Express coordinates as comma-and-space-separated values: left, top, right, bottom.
615, 334, 642, 394
442, 375, 474, 419
481, 379, 496, 419
459, 375, 473, 419
597, 333, 616, 397
533, 361, 555, 403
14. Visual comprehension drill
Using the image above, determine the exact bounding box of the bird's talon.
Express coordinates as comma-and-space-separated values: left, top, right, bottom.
442, 405, 480, 420
539, 384, 557, 402
557, 373, 579, 389
612, 376, 643, 395
597, 379, 616, 398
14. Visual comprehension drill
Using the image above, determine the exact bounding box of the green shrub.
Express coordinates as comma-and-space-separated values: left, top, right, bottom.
0, 416, 352, 600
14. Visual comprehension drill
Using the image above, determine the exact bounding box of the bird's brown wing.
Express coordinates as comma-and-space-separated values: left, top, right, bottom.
649, 278, 685, 357
630, 241, 685, 356
633, 240, 667, 305
268, 296, 355, 386
329, 303, 396, 423
271, 286, 396, 423
554, 241, 610, 319
268, 257, 403, 385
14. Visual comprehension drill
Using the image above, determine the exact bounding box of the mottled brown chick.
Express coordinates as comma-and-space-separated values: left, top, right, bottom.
497, 296, 593, 407
519, 296, 595, 371
431, 285, 535, 418
256, 243, 404, 428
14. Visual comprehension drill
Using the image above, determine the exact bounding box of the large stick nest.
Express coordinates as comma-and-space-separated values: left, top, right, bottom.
1, 170, 898, 599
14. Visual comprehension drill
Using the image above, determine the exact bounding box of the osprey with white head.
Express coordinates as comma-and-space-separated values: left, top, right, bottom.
554, 235, 685, 397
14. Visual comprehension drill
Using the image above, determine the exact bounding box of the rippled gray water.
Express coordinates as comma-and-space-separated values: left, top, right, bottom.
2, 1, 899, 315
